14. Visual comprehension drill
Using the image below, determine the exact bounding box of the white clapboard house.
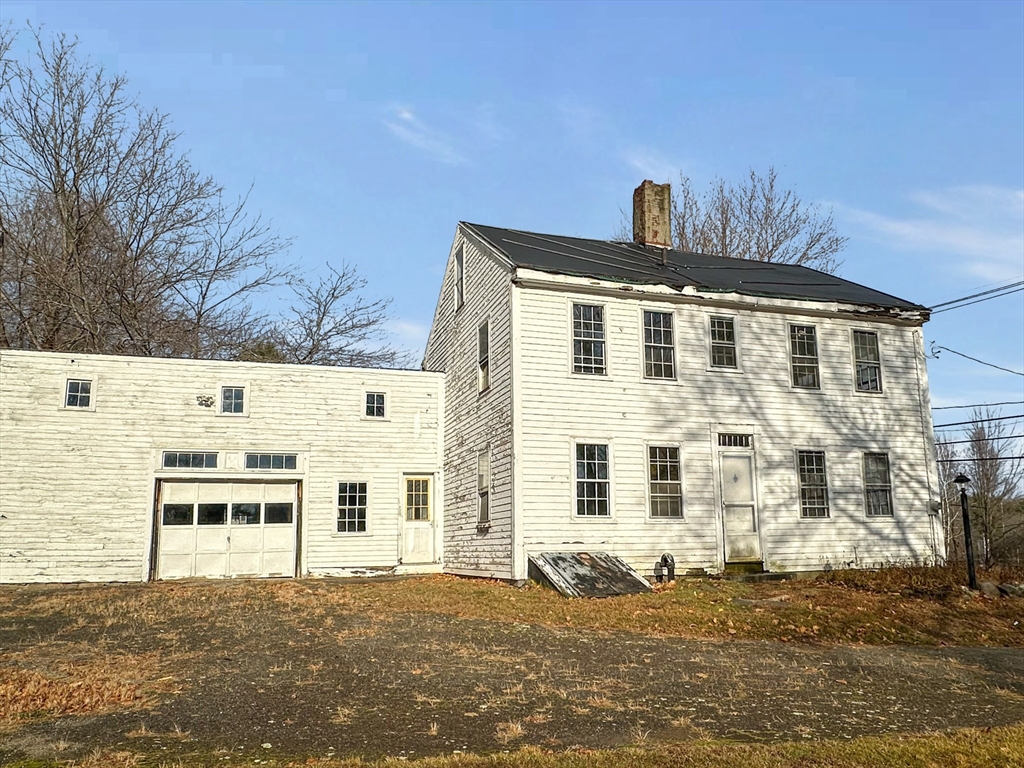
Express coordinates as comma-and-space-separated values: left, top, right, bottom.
0, 352, 444, 583
0, 181, 943, 584
423, 181, 944, 581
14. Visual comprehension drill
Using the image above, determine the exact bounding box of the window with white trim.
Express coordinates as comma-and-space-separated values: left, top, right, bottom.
863, 453, 893, 517
477, 448, 490, 525
338, 482, 367, 533
245, 453, 297, 470
853, 331, 882, 393
163, 452, 218, 469
643, 311, 675, 379
648, 446, 683, 518
65, 379, 92, 408
797, 450, 829, 518
790, 325, 820, 389
365, 392, 386, 418
572, 304, 606, 375
455, 245, 465, 310
478, 320, 490, 392
575, 443, 609, 516
709, 316, 738, 368
221, 386, 245, 414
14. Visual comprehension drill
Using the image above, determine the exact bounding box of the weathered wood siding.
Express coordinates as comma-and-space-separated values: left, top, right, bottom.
514, 283, 942, 576
423, 228, 515, 577
0, 350, 443, 583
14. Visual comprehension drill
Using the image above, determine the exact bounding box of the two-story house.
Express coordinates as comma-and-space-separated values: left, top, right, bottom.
423, 181, 943, 581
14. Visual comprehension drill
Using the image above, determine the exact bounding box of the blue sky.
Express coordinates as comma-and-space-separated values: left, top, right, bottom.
4, 1, 1023, 423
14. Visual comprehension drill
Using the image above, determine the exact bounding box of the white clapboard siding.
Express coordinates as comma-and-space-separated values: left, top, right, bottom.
0, 351, 443, 583
423, 227, 515, 577
514, 284, 942, 576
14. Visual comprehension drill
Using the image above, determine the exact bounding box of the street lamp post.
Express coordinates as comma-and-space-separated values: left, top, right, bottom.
954, 473, 977, 591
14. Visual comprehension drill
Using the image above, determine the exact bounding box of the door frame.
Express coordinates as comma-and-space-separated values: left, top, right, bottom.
149, 478, 302, 581
399, 472, 437, 565
711, 426, 765, 570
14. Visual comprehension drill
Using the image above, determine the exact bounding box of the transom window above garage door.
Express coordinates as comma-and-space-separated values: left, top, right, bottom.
245, 453, 297, 470
163, 452, 218, 469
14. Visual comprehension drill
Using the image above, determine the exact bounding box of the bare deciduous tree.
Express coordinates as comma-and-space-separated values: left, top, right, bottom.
0, 26, 400, 367
616, 168, 847, 275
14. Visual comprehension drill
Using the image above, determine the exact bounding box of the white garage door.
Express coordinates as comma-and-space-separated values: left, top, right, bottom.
157, 481, 297, 579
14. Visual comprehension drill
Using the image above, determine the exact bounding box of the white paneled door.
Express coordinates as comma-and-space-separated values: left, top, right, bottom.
157, 481, 297, 579
719, 453, 762, 563
402, 476, 435, 564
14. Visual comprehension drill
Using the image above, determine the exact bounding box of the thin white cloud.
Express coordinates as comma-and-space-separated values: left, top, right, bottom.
389, 318, 430, 353
383, 107, 467, 165
838, 186, 1024, 282
621, 147, 678, 184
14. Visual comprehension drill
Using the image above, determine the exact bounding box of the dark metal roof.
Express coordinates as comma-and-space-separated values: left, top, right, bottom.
464, 222, 926, 312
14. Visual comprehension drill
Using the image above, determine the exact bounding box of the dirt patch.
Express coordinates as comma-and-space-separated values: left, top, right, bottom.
0, 578, 1022, 765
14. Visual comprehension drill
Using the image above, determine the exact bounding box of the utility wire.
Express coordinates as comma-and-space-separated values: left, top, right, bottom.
934, 433, 1023, 446
931, 344, 1024, 377
932, 400, 1024, 410
929, 279, 1024, 310
937, 456, 1024, 463
930, 285, 1023, 314
928, 276, 1024, 307
933, 413, 1024, 429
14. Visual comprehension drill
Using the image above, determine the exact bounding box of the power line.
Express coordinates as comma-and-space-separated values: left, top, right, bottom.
930, 344, 1024, 377
930, 285, 1024, 314
927, 276, 1024, 307
937, 456, 1024, 463
929, 279, 1024, 310
934, 433, 1024, 446
933, 413, 1024, 429
932, 400, 1024, 410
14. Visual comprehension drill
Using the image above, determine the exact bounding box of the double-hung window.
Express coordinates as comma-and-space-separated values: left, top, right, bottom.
572, 304, 606, 375
853, 331, 882, 393
643, 311, 675, 379
575, 443, 609, 516
709, 317, 738, 368
65, 379, 92, 408
338, 482, 368, 533
478, 320, 490, 392
863, 453, 893, 517
790, 325, 821, 389
648, 446, 683, 518
477, 448, 490, 525
797, 450, 829, 518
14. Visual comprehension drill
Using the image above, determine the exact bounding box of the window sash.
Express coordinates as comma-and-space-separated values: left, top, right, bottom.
455, 246, 464, 309
853, 331, 882, 392
65, 379, 92, 408
572, 304, 606, 375
863, 453, 893, 517
164, 452, 218, 469
221, 387, 245, 413
790, 326, 820, 388
406, 478, 430, 520
797, 451, 829, 518
478, 321, 490, 391
338, 482, 368, 532
477, 449, 490, 524
575, 443, 609, 516
365, 393, 385, 418
245, 453, 297, 470
643, 311, 675, 379
709, 317, 738, 368
648, 446, 683, 518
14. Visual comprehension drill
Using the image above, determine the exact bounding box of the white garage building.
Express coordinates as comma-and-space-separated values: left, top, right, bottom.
0, 350, 444, 583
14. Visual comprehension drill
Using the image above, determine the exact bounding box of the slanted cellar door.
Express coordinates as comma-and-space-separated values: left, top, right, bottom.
156, 481, 298, 579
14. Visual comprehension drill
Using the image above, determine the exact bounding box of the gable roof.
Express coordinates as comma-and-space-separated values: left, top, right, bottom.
463, 222, 927, 313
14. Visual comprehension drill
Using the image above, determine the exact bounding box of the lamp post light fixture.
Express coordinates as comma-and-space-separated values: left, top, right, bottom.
954, 473, 977, 591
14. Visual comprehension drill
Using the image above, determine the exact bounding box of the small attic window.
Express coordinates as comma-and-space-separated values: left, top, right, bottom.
455, 245, 465, 310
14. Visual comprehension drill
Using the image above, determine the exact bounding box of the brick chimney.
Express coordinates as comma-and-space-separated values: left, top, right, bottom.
632, 180, 672, 248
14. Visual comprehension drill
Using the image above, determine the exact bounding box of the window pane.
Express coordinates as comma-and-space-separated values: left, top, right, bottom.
197, 503, 228, 525
284, 455, 296, 470
231, 503, 260, 525
265, 502, 293, 524
163, 453, 179, 468
162, 504, 193, 525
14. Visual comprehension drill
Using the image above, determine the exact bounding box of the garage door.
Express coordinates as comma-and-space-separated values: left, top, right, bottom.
157, 481, 297, 579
